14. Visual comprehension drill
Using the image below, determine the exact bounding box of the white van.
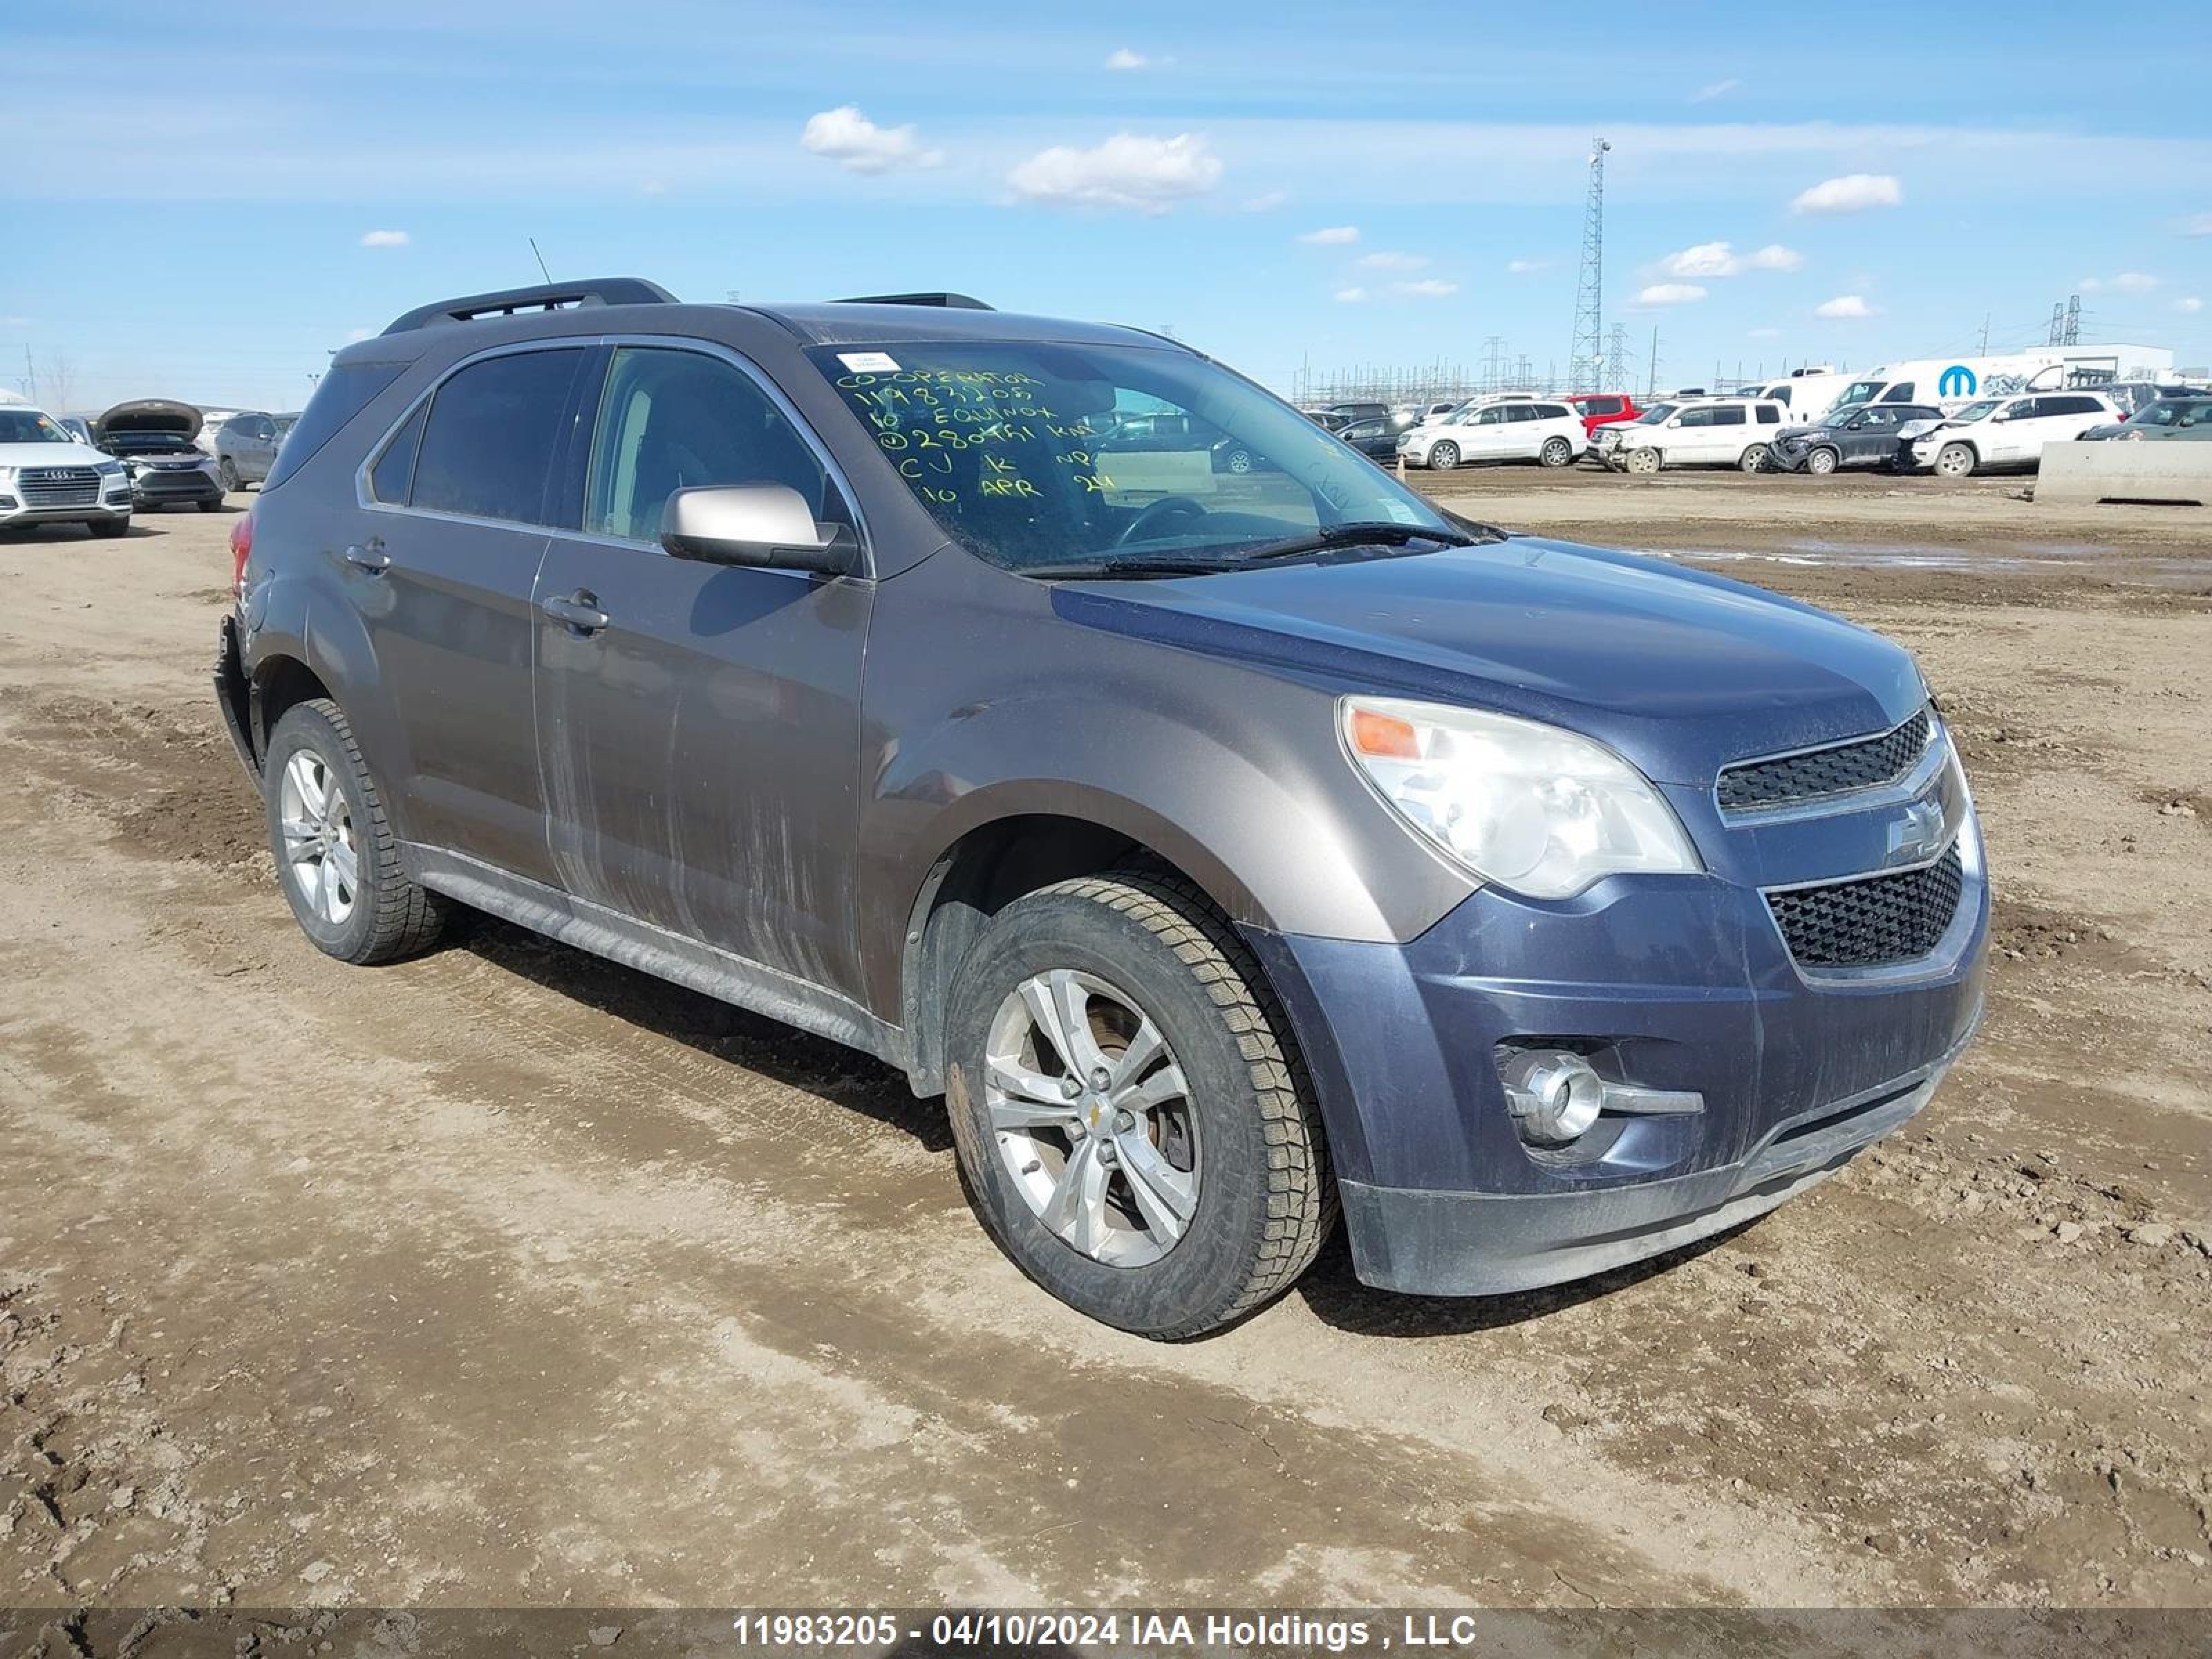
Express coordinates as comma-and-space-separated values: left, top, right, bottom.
1828, 348, 2175, 418
1739, 370, 1857, 423
1602, 397, 1788, 472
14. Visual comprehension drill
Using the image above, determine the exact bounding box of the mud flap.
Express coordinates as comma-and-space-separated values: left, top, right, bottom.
214, 616, 259, 780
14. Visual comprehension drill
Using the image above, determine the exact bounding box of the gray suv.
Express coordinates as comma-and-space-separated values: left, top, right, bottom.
215, 280, 1989, 1337
214, 410, 285, 491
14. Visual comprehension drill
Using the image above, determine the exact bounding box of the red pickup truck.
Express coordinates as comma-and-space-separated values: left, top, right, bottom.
1566, 393, 1642, 436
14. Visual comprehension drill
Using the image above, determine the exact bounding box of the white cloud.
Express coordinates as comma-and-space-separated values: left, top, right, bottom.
1505, 257, 1550, 274
1394, 279, 1459, 298
639, 179, 670, 197
1790, 174, 1903, 214
2177, 297, 2204, 314
2079, 271, 2158, 294
1007, 132, 1221, 213
358, 229, 409, 247
1689, 78, 1741, 104
1356, 250, 1430, 270
1104, 47, 1149, 71
1815, 294, 1878, 319
800, 105, 942, 174
2178, 214, 2212, 237
1658, 240, 1803, 278
1241, 191, 1289, 213
1334, 287, 1369, 304
1297, 225, 1360, 245
1635, 283, 1707, 306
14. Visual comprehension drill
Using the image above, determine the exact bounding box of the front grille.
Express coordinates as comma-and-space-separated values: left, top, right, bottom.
1767, 844, 1964, 969
1719, 709, 1931, 812
19, 467, 100, 508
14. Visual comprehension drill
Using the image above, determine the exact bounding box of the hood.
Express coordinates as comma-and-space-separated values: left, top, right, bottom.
1773, 423, 1844, 443
0, 440, 113, 470
97, 399, 204, 443
1052, 537, 1923, 787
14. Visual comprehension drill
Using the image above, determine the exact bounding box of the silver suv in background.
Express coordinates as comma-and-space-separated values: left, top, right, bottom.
214, 410, 285, 491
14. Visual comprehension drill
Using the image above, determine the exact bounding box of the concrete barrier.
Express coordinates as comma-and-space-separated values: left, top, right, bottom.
2036, 442, 2212, 507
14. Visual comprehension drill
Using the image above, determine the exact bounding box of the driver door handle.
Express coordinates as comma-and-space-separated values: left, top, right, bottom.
541, 590, 610, 634
341, 538, 389, 572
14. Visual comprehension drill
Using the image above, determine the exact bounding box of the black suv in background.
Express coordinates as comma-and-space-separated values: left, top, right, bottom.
216, 279, 1987, 1337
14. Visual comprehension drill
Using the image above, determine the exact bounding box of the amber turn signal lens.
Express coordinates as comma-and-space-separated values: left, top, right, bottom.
1349, 707, 1420, 759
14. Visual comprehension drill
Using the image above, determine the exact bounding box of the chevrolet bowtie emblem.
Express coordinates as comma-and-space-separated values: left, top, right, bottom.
1888, 796, 1948, 867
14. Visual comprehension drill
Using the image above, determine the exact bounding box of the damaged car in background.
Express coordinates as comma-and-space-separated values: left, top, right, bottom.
97, 400, 227, 512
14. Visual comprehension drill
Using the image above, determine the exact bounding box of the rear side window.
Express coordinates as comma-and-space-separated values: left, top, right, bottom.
1756, 404, 1781, 424
1582, 396, 1622, 415
2045, 395, 2101, 417
367, 402, 428, 504
1708, 405, 1747, 426
411, 348, 587, 526
262, 362, 407, 491
1530, 403, 1570, 419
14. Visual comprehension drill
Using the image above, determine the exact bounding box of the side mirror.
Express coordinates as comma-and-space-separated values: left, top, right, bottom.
1665, 417, 1684, 429
660, 484, 856, 577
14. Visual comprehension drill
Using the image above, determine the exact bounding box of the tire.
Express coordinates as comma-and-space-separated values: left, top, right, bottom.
1539, 436, 1574, 468
1624, 447, 1662, 474
1427, 441, 1460, 471
944, 870, 1331, 1340
197, 498, 224, 512
1224, 448, 1253, 476
1936, 442, 1977, 478
218, 458, 239, 491
90, 518, 129, 539
263, 698, 447, 966
1738, 444, 1770, 474
1806, 447, 1839, 476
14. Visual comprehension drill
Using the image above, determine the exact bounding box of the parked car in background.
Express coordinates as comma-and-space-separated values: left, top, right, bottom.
96, 400, 227, 510
1302, 409, 1353, 433
1096, 410, 1275, 476
2084, 381, 2211, 422
1564, 393, 1640, 439
0, 404, 133, 537
2077, 395, 2212, 440
1321, 400, 1391, 425
55, 415, 97, 445
1335, 411, 1421, 460
1737, 371, 1856, 423
1396, 400, 1459, 426
1902, 391, 2120, 477
1603, 398, 1786, 473
218, 276, 1987, 1337
1398, 400, 1584, 470
1765, 404, 1943, 475
214, 410, 286, 491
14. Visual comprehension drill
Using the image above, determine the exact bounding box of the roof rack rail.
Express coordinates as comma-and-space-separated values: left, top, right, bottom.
379, 277, 677, 337
833, 292, 994, 311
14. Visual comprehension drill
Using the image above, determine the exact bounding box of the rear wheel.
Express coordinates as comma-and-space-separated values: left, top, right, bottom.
218, 458, 240, 491
1539, 436, 1574, 468
1738, 444, 1771, 473
1936, 442, 1977, 478
945, 872, 1331, 1339
197, 498, 224, 512
1806, 447, 1839, 476
1427, 441, 1460, 471
264, 699, 447, 965
1624, 447, 1662, 474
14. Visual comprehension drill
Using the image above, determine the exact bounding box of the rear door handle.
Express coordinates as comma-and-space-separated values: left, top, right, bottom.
541, 590, 609, 633
342, 539, 390, 572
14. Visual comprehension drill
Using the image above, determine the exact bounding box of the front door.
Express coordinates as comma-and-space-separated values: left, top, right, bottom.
354, 344, 591, 883
532, 343, 873, 1002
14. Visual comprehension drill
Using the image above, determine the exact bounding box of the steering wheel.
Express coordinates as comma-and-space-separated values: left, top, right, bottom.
1114, 494, 1210, 549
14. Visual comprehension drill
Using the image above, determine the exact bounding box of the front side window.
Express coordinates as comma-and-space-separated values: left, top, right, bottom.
585, 347, 832, 543
410, 348, 588, 526
1631, 403, 1677, 426
807, 340, 1456, 574
1953, 399, 2003, 422
1879, 382, 1918, 403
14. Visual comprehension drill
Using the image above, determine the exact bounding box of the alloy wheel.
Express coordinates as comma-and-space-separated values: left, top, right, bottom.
278, 750, 359, 926
1429, 442, 1459, 471
984, 968, 1200, 1268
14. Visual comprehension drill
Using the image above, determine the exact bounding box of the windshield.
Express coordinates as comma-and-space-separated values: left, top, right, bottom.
0, 411, 71, 444
1630, 403, 1678, 425
808, 341, 1458, 574
1951, 400, 2003, 422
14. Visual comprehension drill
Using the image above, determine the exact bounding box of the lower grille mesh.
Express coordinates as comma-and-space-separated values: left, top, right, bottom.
1768, 845, 1965, 968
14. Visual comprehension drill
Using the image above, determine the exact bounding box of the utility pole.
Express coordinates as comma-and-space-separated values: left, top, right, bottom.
1647, 326, 1660, 398
1605, 322, 1630, 391
1979, 314, 1991, 355
1571, 137, 1611, 394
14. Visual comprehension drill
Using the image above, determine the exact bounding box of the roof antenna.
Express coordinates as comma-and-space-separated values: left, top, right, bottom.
528, 238, 553, 283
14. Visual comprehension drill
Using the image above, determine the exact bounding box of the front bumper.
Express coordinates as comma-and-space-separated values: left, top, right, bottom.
129, 466, 225, 507
1244, 807, 1989, 1297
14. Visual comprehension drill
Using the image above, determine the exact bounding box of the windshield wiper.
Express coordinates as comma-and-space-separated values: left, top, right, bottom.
1228, 521, 1488, 563
1019, 521, 1501, 583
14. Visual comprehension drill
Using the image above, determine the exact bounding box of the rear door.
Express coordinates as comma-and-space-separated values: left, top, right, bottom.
355, 344, 590, 883
530, 341, 873, 999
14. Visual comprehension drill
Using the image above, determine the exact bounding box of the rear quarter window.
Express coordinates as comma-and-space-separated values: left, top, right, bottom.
261, 362, 409, 491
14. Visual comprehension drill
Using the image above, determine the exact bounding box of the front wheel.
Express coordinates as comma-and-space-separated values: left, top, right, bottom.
1427, 441, 1459, 471
1223, 448, 1253, 476
1936, 442, 1977, 478
1539, 436, 1574, 468
1624, 447, 1662, 474
90, 518, 129, 539
945, 872, 1331, 1340
1806, 447, 1839, 476
1738, 444, 1770, 474
264, 699, 447, 965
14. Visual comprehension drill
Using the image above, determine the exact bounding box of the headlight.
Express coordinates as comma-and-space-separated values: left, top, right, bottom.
95, 460, 126, 478
2117, 430, 2146, 442
1342, 696, 1702, 899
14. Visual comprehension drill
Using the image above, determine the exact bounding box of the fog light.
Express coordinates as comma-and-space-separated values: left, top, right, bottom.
1501, 1051, 1605, 1145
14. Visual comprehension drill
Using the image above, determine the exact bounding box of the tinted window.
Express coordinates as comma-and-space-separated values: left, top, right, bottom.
585, 346, 830, 543
263, 362, 409, 491
1756, 404, 1781, 424
1857, 409, 1900, 429
1581, 397, 1622, 415
1530, 403, 1570, 420
1676, 407, 1718, 427
1475, 408, 1506, 424
2047, 396, 2102, 417
1709, 405, 1747, 427
368, 402, 428, 504
1770, 386, 1792, 406
411, 348, 586, 525
1879, 383, 1917, 403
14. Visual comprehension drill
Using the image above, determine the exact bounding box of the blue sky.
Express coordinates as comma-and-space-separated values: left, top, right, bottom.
4, 3, 2209, 411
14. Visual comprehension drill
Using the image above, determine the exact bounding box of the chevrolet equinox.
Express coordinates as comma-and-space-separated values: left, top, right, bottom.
215, 279, 1989, 1338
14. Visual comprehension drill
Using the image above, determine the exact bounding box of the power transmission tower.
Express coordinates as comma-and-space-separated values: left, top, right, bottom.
1570, 137, 1611, 392
2047, 303, 2065, 346
1481, 335, 1506, 391
1605, 322, 1630, 391
2062, 294, 2081, 346
1646, 326, 1660, 398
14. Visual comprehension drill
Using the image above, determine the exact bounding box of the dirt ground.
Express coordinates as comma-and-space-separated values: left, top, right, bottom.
1, 470, 2207, 1615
